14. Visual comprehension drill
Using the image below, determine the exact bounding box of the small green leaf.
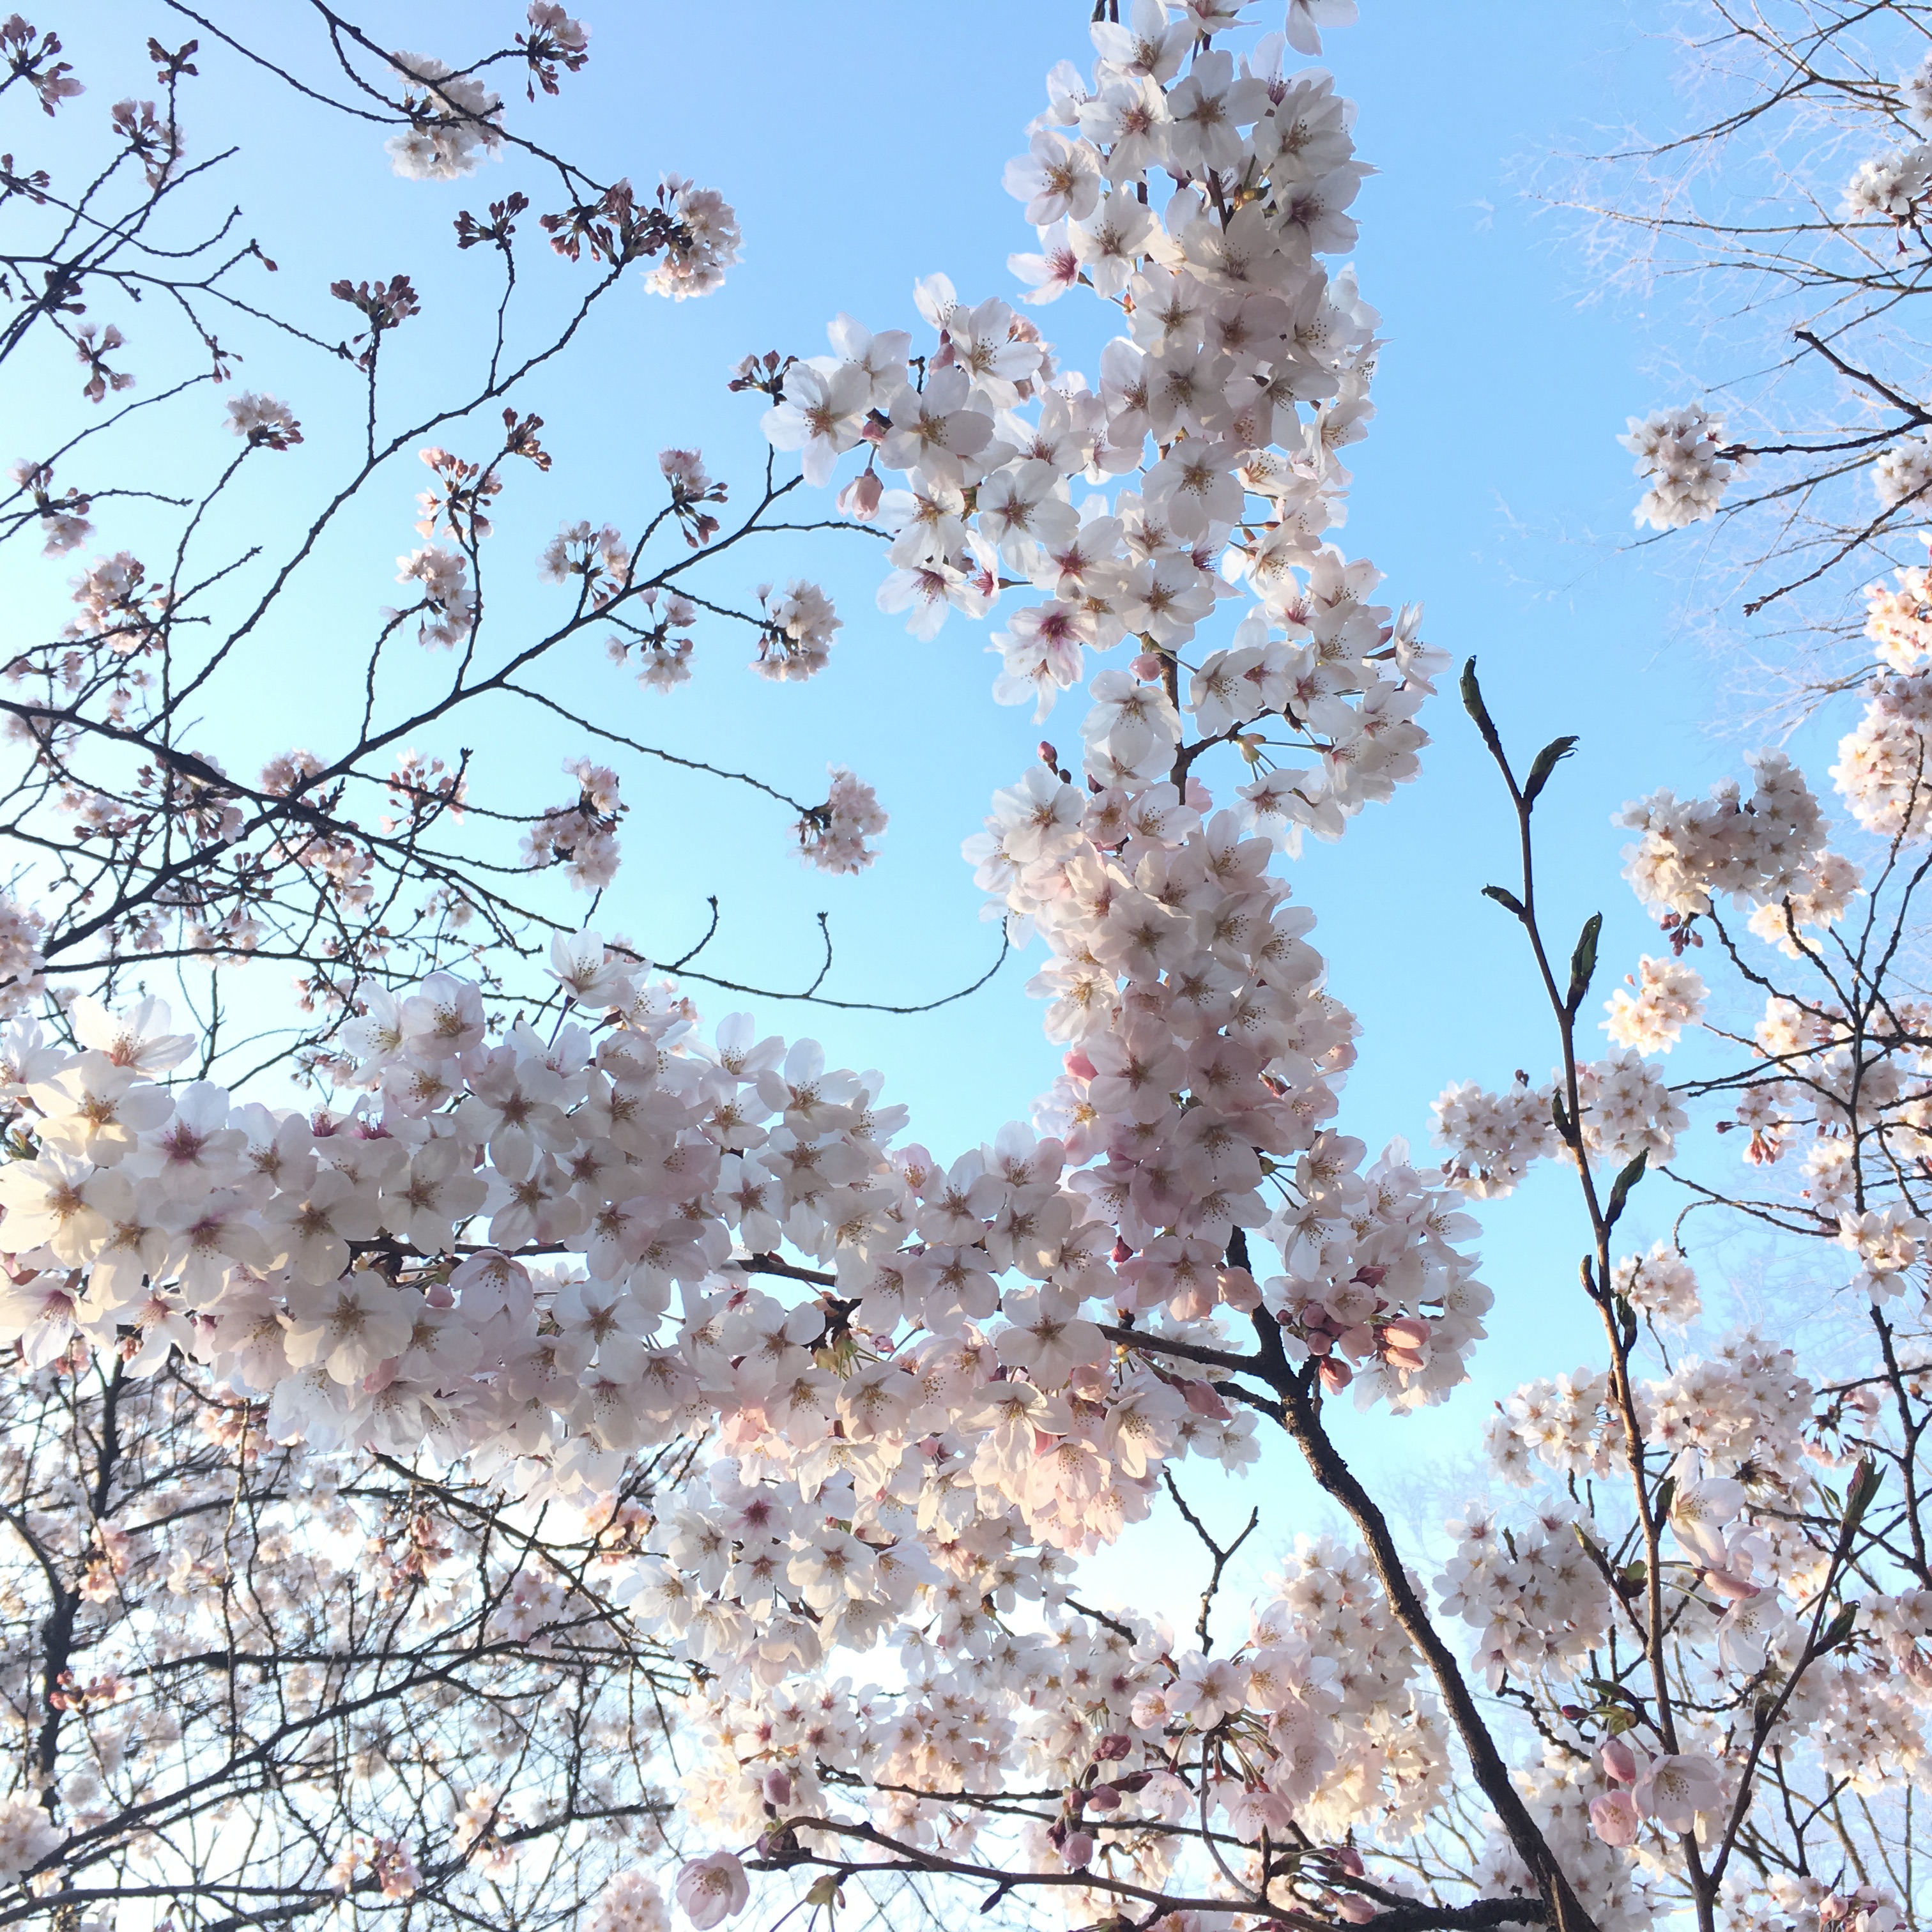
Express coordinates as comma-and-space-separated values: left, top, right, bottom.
1460, 657, 1505, 762
806, 1874, 843, 1908
1818, 1602, 1859, 1655
1523, 734, 1581, 809
1482, 884, 1528, 919
1841, 1457, 1883, 1544
1552, 1091, 1574, 1142
1567, 912, 1603, 1012
1604, 1148, 1648, 1228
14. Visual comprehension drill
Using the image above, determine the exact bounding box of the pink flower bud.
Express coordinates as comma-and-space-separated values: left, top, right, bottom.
1087, 1784, 1121, 1811
1061, 1830, 1095, 1868
762, 1767, 793, 1807
1095, 1733, 1132, 1761
1334, 1847, 1365, 1878
1334, 1894, 1376, 1924
836, 470, 883, 518
1600, 1738, 1637, 1786
1702, 1567, 1763, 1603
1319, 1357, 1354, 1393
1181, 1378, 1230, 1420
1130, 652, 1164, 682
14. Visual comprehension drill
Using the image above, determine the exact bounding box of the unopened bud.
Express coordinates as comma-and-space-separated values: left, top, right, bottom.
1181, 1378, 1230, 1420
837, 469, 884, 518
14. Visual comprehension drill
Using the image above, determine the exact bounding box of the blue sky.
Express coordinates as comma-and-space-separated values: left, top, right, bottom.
5, 3, 1832, 1626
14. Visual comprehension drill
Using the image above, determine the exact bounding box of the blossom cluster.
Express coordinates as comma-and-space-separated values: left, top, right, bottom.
1432, 1050, 1689, 1201
385, 52, 505, 181
643, 177, 742, 301
376, 21, 737, 302
1842, 52, 1932, 230
759, 13, 1436, 857
1602, 954, 1705, 1053
1843, 144, 1932, 222
1472, 1329, 1919, 1889
1621, 406, 1754, 532
1615, 751, 1840, 922
0, 896, 1487, 1910
754, 581, 841, 682
1832, 663, 1932, 840
793, 765, 886, 875
676, 1527, 1454, 1890
523, 758, 626, 889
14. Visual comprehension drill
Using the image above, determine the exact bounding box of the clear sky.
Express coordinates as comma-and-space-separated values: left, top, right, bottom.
6, 3, 1828, 1630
